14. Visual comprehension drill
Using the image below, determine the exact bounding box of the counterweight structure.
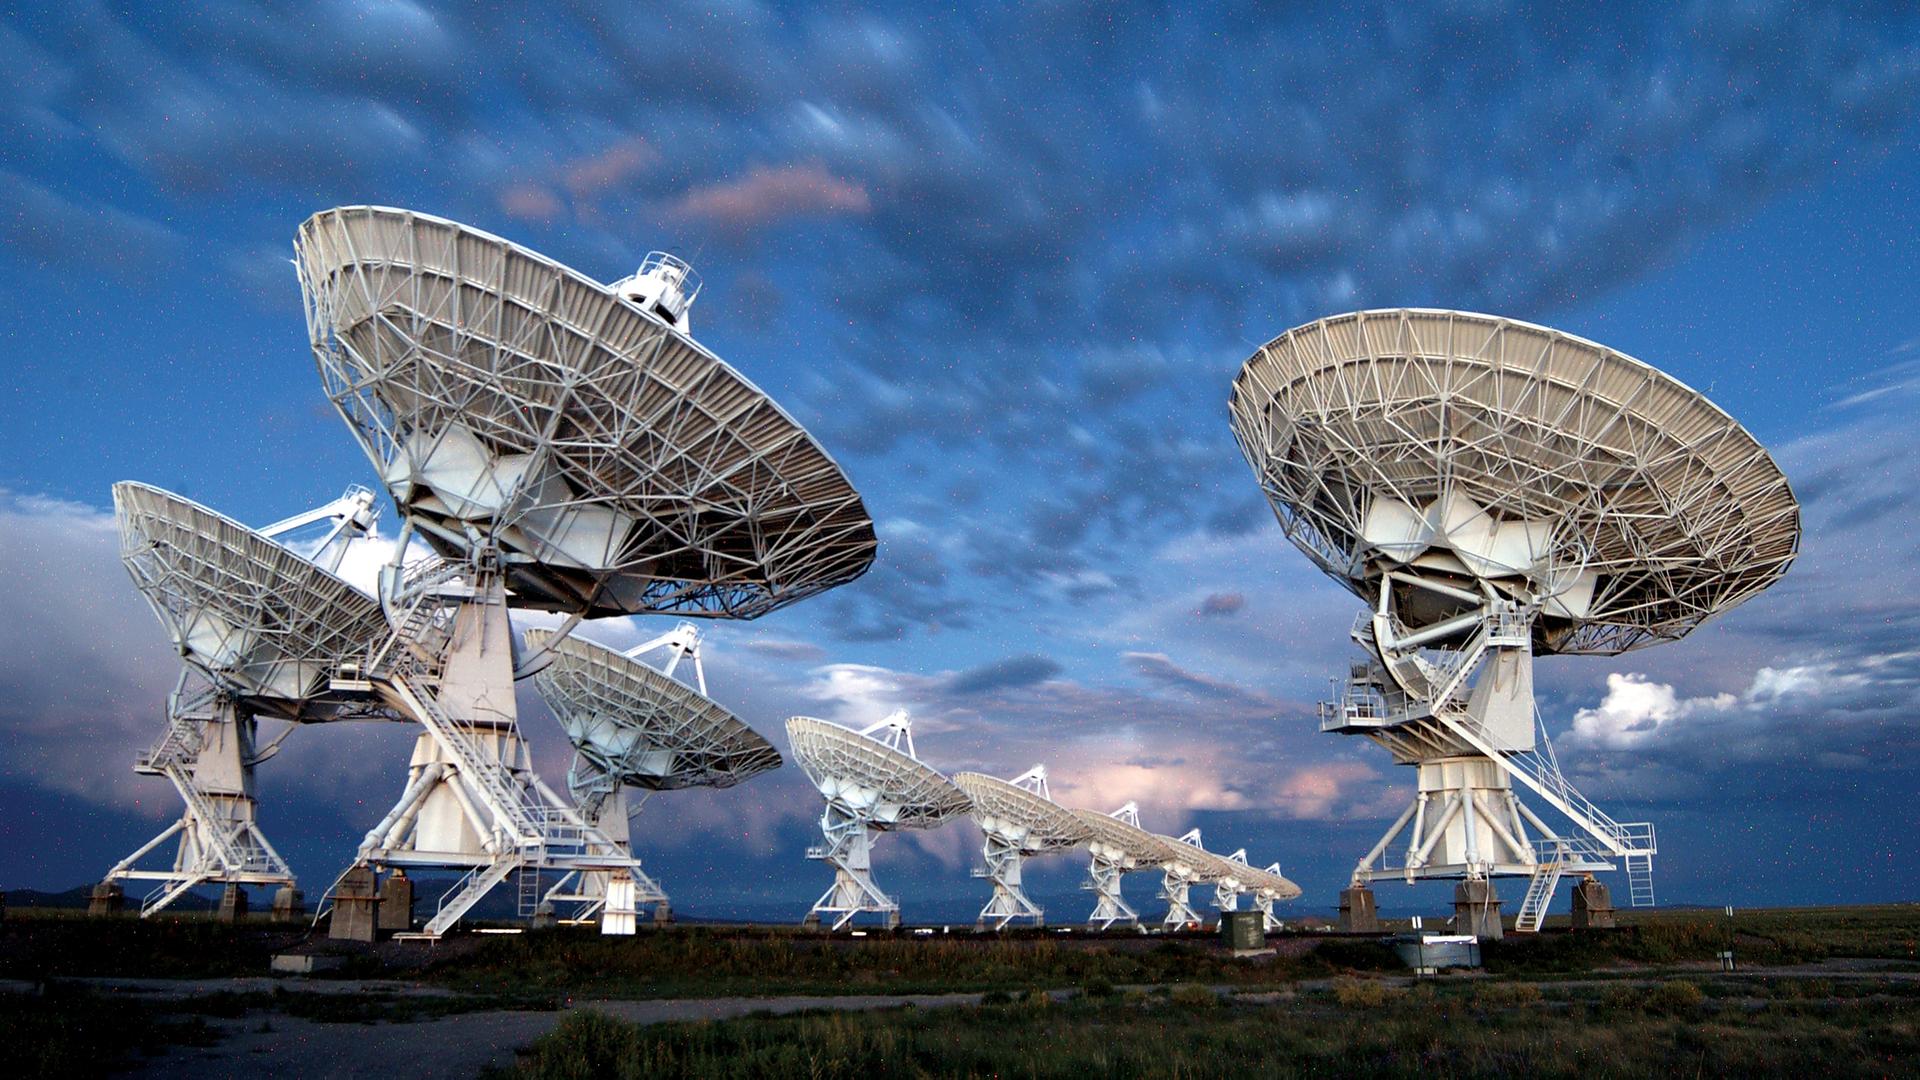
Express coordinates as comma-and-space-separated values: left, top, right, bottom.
104, 483, 390, 915
953, 766, 1090, 930
1070, 803, 1171, 931
1229, 309, 1800, 932
787, 712, 971, 930
295, 205, 876, 936
525, 622, 782, 926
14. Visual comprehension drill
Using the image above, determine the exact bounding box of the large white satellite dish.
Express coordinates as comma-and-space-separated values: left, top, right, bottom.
295, 205, 876, 937
296, 205, 877, 620
1069, 802, 1171, 931
1230, 308, 1800, 936
525, 622, 781, 920
102, 482, 387, 916
787, 711, 971, 930
952, 766, 1090, 930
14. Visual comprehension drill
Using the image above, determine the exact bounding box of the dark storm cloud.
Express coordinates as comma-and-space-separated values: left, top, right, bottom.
7, 6, 1917, 638
944, 654, 1063, 696
1197, 592, 1246, 618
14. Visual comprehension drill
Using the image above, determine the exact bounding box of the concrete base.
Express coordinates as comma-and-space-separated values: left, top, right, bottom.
1338, 887, 1378, 933
1570, 878, 1617, 930
884, 909, 901, 930
271, 954, 346, 975
377, 871, 414, 932
328, 866, 380, 943
654, 902, 673, 925
217, 885, 249, 923
531, 902, 556, 930
272, 887, 305, 923
88, 882, 126, 917
1453, 880, 1504, 940
802, 913, 822, 932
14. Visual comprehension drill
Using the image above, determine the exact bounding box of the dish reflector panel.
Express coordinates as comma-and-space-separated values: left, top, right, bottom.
114, 482, 387, 718
296, 205, 878, 619
1070, 807, 1172, 867
1229, 308, 1800, 654
785, 716, 970, 830
524, 628, 780, 790
953, 772, 1091, 853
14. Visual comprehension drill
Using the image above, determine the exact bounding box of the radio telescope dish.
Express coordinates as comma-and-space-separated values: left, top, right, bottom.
953, 766, 1090, 930
295, 205, 877, 620
1230, 308, 1802, 938
295, 206, 876, 938
103, 483, 387, 919
1071, 802, 1171, 931
1229, 308, 1799, 656
115, 482, 387, 717
788, 712, 970, 930
525, 622, 780, 923
525, 625, 781, 796
1152, 829, 1221, 930
1244, 859, 1303, 931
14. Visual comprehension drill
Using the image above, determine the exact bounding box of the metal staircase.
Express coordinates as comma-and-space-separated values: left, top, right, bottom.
422, 861, 518, 937
1514, 841, 1569, 932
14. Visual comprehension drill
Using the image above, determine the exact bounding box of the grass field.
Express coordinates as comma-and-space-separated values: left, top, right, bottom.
3, 903, 1916, 1076
494, 974, 1920, 1079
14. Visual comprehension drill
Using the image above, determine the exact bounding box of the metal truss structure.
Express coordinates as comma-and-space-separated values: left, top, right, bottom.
1230, 309, 1802, 930
105, 484, 390, 914
293, 205, 876, 936
1155, 829, 1222, 930
788, 712, 971, 930
953, 766, 1090, 931
1243, 859, 1304, 932
1071, 802, 1169, 931
526, 622, 782, 923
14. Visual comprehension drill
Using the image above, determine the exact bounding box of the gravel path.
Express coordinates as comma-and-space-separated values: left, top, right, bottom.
130, 992, 987, 1079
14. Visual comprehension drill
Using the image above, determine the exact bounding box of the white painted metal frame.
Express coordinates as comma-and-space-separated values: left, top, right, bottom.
106, 484, 388, 915
788, 712, 971, 930
1230, 308, 1800, 927
954, 766, 1091, 930
1072, 802, 1168, 931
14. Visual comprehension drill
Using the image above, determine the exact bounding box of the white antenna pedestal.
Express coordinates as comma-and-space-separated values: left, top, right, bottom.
337, 569, 663, 939
104, 674, 295, 916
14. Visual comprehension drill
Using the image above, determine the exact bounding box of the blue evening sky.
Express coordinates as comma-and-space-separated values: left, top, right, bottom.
2, 3, 1916, 921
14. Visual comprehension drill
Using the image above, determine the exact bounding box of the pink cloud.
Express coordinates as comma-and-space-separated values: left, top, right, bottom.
498, 182, 564, 223
1272, 761, 1390, 820
563, 135, 660, 199
668, 163, 872, 229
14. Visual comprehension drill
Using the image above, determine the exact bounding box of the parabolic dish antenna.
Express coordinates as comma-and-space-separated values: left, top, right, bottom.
1152, 829, 1222, 929
953, 767, 1090, 930
1229, 308, 1798, 656
1229, 308, 1802, 938
115, 481, 388, 717
295, 205, 878, 620
296, 205, 877, 938
103, 482, 387, 919
525, 626, 781, 795
523, 622, 779, 924
1070, 803, 1171, 931
1242, 858, 1303, 932
788, 712, 970, 930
